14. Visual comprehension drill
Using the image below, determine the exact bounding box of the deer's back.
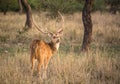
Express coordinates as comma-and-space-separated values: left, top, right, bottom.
30, 39, 53, 60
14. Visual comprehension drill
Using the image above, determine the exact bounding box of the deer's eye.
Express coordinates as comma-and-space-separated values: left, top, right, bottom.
56, 34, 59, 37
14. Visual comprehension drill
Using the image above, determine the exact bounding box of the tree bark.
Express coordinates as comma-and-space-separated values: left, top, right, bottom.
20, 0, 33, 28
18, 0, 23, 14
82, 0, 94, 52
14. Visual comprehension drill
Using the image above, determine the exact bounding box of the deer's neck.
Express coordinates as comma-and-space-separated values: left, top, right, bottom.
49, 42, 60, 53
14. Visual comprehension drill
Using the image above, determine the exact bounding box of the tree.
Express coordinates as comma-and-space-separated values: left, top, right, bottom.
0, 0, 17, 15
18, 0, 23, 14
82, 0, 94, 52
20, 0, 33, 28
105, 0, 120, 14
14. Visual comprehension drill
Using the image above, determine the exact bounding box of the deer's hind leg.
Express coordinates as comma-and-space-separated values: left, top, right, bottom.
30, 55, 36, 75
37, 55, 44, 77
43, 57, 51, 79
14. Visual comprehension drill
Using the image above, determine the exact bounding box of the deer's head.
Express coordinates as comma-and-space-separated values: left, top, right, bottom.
48, 28, 63, 44
32, 11, 64, 45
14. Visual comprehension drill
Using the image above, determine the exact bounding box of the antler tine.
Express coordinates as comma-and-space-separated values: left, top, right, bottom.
32, 17, 49, 34
58, 11, 64, 29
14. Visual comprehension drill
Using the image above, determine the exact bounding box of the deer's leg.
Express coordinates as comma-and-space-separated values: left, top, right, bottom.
43, 57, 51, 79
31, 56, 35, 75
37, 57, 44, 76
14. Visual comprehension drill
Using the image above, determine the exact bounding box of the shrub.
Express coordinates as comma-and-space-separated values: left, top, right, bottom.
0, 35, 10, 43
28, 0, 41, 10
105, 0, 120, 13
0, 0, 19, 12
1, 0, 119, 14
93, 0, 106, 11
40, 0, 83, 14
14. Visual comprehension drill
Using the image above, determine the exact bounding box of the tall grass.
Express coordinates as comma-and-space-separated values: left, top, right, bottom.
0, 11, 120, 84
0, 51, 119, 84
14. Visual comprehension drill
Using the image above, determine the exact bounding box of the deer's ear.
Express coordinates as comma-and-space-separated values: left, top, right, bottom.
48, 32, 53, 37
57, 28, 63, 34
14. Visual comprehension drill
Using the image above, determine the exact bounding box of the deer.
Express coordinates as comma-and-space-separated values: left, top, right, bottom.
30, 11, 64, 78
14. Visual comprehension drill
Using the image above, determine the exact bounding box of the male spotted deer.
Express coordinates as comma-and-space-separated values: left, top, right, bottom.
30, 12, 64, 78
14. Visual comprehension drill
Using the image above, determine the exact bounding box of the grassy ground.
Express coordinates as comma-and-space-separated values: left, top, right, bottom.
0, 11, 120, 84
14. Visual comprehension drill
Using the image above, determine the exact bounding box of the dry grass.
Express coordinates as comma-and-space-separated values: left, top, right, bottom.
0, 11, 120, 84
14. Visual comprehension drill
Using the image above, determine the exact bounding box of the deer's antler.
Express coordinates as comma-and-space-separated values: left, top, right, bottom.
32, 11, 64, 34
32, 17, 49, 34
58, 11, 64, 29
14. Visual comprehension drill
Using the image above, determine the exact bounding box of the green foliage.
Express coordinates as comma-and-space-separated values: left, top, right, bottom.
0, 0, 119, 13
93, 0, 105, 11
40, 0, 83, 14
105, 0, 120, 5
28, 0, 41, 10
0, 0, 19, 11
105, 0, 120, 13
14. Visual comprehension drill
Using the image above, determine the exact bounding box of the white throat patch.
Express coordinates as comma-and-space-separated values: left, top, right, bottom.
55, 43, 60, 50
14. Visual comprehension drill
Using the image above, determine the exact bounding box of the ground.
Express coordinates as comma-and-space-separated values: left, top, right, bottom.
0, 11, 120, 84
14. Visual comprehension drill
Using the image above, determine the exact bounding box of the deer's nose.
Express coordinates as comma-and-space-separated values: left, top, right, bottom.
56, 39, 60, 43
53, 36, 56, 39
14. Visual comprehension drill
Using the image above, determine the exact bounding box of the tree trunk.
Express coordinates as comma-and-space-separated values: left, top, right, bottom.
18, 0, 23, 14
20, 0, 32, 28
3, 5, 9, 15
82, 0, 94, 52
